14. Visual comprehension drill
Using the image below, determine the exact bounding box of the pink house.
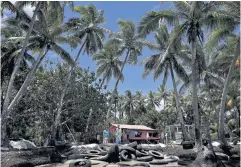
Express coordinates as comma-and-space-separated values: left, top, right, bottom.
110, 124, 160, 144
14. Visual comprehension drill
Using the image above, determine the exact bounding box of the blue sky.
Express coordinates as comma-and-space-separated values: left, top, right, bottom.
53, 1, 174, 94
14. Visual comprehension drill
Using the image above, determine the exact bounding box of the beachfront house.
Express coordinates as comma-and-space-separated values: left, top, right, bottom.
110, 124, 160, 144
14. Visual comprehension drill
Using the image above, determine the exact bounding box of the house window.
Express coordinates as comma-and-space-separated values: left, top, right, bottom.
135, 132, 142, 137
153, 132, 158, 137
149, 132, 158, 137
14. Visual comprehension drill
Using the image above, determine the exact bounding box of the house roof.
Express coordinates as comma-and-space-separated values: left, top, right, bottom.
112, 124, 156, 131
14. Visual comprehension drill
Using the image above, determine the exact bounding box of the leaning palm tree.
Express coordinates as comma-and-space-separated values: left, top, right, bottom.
1, 6, 75, 144
51, 4, 110, 141
1, 2, 42, 145
93, 43, 124, 88
106, 19, 143, 121
138, 1, 227, 148
141, 25, 190, 141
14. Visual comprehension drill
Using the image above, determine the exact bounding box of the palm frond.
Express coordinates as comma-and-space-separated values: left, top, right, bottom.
50, 43, 75, 66
138, 10, 177, 37
172, 56, 189, 83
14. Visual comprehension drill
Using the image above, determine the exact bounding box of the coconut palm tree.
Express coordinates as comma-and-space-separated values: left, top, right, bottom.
1, 5, 75, 144
106, 19, 143, 121
141, 25, 190, 141
51, 4, 110, 141
121, 90, 139, 124
1, 2, 41, 145
138, 1, 229, 148
145, 91, 160, 110
207, 36, 240, 146
93, 43, 124, 88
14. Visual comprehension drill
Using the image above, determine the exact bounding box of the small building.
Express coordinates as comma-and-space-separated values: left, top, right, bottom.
110, 124, 160, 144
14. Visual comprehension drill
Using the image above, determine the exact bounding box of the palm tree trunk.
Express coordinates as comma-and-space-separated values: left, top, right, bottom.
84, 107, 94, 142
8, 47, 49, 111
218, 40, 240, 146
1, 2, 41, 145
169, 63, 189, 141
191, 36, 201, 148
1, 46, 48, 145
51, 41, 86, 141
99, 66, 111, 88
106, 50, 129, 123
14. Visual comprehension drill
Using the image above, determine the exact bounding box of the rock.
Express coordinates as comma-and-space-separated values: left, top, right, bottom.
9, 139, 36, 150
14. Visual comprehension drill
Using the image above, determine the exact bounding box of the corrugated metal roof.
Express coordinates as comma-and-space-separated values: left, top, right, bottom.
112, 124, 155, 131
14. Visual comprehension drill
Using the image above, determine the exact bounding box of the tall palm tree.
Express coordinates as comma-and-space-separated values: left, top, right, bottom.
51, 4, 109, 141
1, 4, 75, 144
141, 25, 190, 141
139, 1, 226, 148
93, 43, 124, 88
1, 2, 41, 145
106, 20, 143, 122
205, 2, 240, 146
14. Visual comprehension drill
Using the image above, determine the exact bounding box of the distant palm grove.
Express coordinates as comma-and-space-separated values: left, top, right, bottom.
1, 1, 240, 150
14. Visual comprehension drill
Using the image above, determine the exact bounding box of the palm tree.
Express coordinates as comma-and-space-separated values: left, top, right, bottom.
1, 4, 75, 144
138, 1, 228, 148
106, 19, 143, 122
145, 91, 160, 110
93, 43, 124, 88
1, 2, 41, 145
51, 4, 109, 141
141, 25, 190, 141
205, 2, 240, 146
121, 90, 138, 124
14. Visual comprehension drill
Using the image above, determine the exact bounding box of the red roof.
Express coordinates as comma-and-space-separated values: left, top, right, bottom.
112, 124, 156, 131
